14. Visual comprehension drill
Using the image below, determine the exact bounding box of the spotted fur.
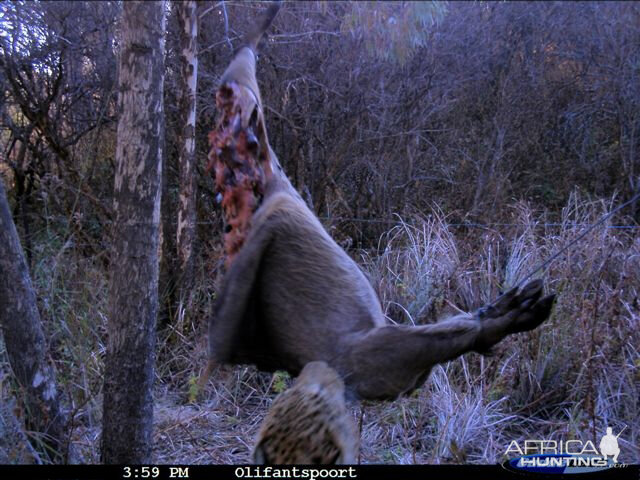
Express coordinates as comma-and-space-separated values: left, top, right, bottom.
253, 362, 359, 465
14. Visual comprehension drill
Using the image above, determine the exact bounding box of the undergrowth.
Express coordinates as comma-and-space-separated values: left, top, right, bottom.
0, 193, 638, 463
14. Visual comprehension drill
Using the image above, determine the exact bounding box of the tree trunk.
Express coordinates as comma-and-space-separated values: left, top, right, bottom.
0, 178, 67, 464
101, 0, 166, 464
175, 0, 199, 298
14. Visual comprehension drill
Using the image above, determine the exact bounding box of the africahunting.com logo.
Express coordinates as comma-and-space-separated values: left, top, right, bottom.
503, 426, 627, 474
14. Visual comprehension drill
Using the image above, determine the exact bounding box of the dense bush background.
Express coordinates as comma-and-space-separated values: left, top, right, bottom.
0, 1, 638, 463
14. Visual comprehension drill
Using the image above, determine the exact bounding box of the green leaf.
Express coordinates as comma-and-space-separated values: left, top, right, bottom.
272, 370, 291, 394
187, 375, 199, 403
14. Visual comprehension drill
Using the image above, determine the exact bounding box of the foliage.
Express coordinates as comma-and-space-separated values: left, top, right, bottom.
271, 371, 292, 394
340, 1, 447, 63
0, 0, 639, 465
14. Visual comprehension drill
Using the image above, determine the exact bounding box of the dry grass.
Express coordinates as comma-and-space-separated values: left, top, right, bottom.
0, 193, 638, 464
357, 192, 640, 463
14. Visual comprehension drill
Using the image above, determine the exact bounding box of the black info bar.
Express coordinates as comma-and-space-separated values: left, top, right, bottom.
0, 464, 638, 480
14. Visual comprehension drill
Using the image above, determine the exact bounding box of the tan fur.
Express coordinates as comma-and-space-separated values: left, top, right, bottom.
202, 3, 556, 401
253, 362, 358, 465
206, 183, 555, 399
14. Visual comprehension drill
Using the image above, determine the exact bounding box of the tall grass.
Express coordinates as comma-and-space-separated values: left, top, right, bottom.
0, 193, 638, 463
359, 192, 639, 463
